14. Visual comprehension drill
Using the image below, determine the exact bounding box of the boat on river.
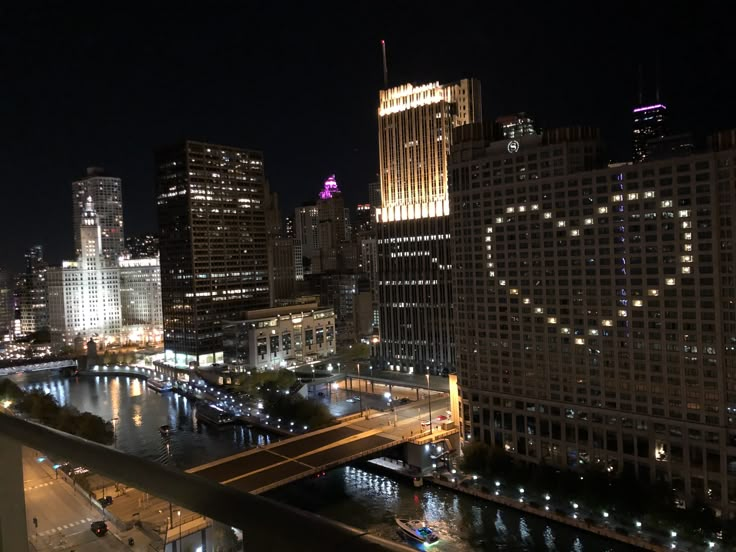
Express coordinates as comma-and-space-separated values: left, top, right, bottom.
146, 378, 173, 392
395, 517, 439, 545
195, 402, 235, 427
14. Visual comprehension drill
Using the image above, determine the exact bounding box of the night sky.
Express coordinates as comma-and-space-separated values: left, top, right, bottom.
1, 2, 733, 272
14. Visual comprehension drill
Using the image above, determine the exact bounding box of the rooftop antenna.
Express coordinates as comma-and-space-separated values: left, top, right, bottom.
655, 55, 661, 103
637, 64, 643, 105
381, 39, 388, 89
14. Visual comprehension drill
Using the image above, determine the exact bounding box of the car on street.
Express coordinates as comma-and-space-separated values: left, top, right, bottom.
90, 521, 108, 537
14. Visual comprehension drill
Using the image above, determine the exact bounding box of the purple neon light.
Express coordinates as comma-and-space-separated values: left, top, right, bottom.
633, 103, 667, 113
319, 174, 340, 199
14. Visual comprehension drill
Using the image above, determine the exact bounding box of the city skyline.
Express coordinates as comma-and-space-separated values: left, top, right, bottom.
2, 4, 735, 271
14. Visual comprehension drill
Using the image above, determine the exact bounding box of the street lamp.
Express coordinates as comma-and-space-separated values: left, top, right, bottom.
177, 510, 182, 543
357, 364, 363, 415
426, 369, 432, 434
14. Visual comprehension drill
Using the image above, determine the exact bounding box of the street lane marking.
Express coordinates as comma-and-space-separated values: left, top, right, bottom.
23, 481, 56, 491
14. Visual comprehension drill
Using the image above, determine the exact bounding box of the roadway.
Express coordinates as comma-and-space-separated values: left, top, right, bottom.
189, 396, 452, 494
22, 447, 131, 552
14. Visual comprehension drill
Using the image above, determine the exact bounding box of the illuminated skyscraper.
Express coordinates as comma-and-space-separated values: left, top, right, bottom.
374, 79, 481, 374
72, 167, 124, 261
632, 103, 667, 162
156, 141, 270, 367
17, 245, 48, 335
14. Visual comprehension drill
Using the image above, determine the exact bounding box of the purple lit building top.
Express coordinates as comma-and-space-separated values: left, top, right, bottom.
319, 174, 340, 200
632, 103, 667, 113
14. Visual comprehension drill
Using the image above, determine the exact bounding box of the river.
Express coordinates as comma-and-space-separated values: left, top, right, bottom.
13, 372, 636, 551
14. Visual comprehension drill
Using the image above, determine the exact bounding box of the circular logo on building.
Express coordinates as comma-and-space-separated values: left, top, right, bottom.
507, 140, 520, 153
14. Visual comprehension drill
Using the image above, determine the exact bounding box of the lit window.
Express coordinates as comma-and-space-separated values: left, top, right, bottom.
570, 229, 579, 236
661, 200, 672, 208
544, 212, 552, 219
682, 266, 691, 274
584, 218, 594, 225
534, 307, 544, 314
612, 194, 623, 202
644, 190, 656, 198
678, 210, 690, 218
598, 206, 608, 214
628, 193, 639, 200
633, 299, 643, 307
589, 329, 599, 336
547, 317, 557, 324
666, 278, 676, 286
575, 338, 585, 345
681, 255, 693, 263
506, 206, 515, 213
496, 217, 504, 224
617, 310, 628, 317
558, 220, 566, 227
648, 289, 659, 296
499, 280, 506, 286
561, 327, 570, 334
510, 288, 519, 295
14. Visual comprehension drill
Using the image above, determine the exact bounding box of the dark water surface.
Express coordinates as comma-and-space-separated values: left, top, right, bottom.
15, 372, 637, 551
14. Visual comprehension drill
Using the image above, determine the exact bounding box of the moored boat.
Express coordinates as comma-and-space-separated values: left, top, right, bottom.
159, 424, 170, 436
147, 378, 173, 392
195, 402, 235, 427
395, 517, 439, 545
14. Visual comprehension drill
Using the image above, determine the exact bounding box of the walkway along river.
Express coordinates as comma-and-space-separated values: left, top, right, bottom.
14, 372, 636, 551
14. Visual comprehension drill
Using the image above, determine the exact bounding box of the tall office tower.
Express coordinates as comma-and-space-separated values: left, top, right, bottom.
264, 180, 282, 238
72, 167, 124, 261
374, 79, 481, 374
119, 257, 162, 345
496, 112, 537, 139
632, 103, 667, 162
450, 123, 736, 516
156, 141, 270, 367
268, 236, 297, 305
48, 198, 122, 347
294, 203, 320, 274
284, 216, 295, 238
315, 175, 347, 273
354, 204, 372, 236
124, 234, 159, 259
18, 245, 48, 335
368, 180, 382, 229
0, 268, 14, 337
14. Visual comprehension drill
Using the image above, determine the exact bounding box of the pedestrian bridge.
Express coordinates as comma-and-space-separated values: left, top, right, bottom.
188, 406, 458, 494
0, 359, 77, 377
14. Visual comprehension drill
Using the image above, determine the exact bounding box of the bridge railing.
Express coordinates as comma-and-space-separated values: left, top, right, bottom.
0, 412, 412, 552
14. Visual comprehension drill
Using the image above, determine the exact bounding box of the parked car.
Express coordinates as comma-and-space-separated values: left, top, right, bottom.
397, 397, 411, 405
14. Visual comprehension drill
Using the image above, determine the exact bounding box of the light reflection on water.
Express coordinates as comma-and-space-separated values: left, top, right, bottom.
267, 465, 637, 552
15, 373, 636, 552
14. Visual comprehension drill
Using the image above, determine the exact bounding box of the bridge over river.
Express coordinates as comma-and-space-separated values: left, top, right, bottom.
189, 397, 457, 494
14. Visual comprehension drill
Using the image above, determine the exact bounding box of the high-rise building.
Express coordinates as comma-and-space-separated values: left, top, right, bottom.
315, 175, 347, 273
119, 257, 162, 346
0, 268, 14, 337
18, 245, 48, 335
156, 141, 270, 368
268, 236, 297, 305
284, 216, 295, 238
496, 112, 537, 139
632, 103, 667, 163
294, 203, 320, 275
124, 234, 159, 259
355, 204, 372, 236
374, 79, 481, 374
48, 198, 122, 347
72, 167, 124, 261
450, 124, 736, 516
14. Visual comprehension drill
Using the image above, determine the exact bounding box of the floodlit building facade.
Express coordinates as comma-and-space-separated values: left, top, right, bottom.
17, 245, 48, 335
119, 257, 163, 345
374, 79, 481, 374
48, 198, 122, 347
450, 124, 736, 516
223, 303, 335, 371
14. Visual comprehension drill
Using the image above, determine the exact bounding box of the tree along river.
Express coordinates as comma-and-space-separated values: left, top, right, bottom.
15, 372, 637, 551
